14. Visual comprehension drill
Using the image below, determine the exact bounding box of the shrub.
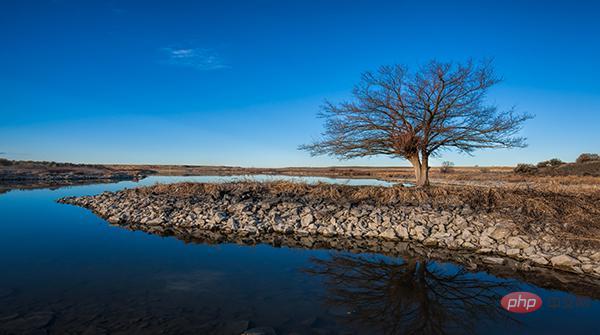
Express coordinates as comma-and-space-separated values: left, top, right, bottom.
479, 167, 490, 173
548, 158, 564, 167
514, 164, 538, 174
440, 161, 454, 174
536, 161, 550, 168
0, 158, 13, 166
536, 158, 564, 168
576, 153, 600, 164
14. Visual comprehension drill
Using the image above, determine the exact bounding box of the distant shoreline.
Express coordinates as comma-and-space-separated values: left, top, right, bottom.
3, 158, 599, 191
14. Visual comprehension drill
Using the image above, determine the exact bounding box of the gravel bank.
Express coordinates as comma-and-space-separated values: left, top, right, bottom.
58, 182, 600, 279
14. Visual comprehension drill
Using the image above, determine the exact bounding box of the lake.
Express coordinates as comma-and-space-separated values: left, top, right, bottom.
1, 176, 598, 334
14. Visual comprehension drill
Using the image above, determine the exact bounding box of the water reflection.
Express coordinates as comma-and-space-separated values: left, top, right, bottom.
2, 180, 600, 334
305, 254, 519, 334
0, 174, 395, 196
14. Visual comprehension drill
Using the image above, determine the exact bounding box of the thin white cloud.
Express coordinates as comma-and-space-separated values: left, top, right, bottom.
161, 47, 229, 71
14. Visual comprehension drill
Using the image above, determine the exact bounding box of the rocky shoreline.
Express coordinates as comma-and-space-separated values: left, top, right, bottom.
58, 183, 600, 280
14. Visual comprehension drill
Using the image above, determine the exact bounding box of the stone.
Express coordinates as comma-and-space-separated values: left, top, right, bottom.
227, 218, 239, 230
497, 244, 508, 254
479, 235, 494, 248
523, 246, 536, 255
395, 226, 409, 240
483, 257, 505, 265
589, 252, 600, 262
550, 254, 581, 270
529, 255, 549, 266
577, 256, 590, 263
506, 248, 520, 257
582, 264, 594, 273
453, 216, 468, 228
507, 236, 529, 249
212, 212, 227, 224
489, 226, 512, 241
423, 238, 438, 247
411, 226, 427, 241
380, 228, 397, 240
460, 230, 472, 240
301, 214, 315, 227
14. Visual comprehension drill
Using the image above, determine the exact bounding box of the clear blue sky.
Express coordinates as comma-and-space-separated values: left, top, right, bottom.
1, 0, 599, 167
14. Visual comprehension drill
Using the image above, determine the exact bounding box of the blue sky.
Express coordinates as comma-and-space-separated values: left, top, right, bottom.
1, 0, 599, 167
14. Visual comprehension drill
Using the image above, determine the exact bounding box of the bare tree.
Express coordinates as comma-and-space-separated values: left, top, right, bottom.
300, 60, 532, 186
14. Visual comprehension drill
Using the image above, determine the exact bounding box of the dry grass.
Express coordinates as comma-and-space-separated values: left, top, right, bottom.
137, 181, 600, 245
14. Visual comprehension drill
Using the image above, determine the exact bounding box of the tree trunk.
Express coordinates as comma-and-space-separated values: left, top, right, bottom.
409, 154, 430, 187
419, 154, 430, 187
409, 156, 422, 186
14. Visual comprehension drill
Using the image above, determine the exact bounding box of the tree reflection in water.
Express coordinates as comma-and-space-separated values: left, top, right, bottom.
305, 254, 520, 334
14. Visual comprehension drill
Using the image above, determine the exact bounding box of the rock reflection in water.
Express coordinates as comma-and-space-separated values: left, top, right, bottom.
305, 254, 519, 334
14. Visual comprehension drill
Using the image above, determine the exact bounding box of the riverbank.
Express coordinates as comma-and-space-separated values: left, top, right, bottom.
59, 181, 600, 278
0, 160, 148, 189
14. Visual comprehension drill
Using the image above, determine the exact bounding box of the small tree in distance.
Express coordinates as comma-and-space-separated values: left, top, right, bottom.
300, 60, 532, 186
440, 161, 454, 174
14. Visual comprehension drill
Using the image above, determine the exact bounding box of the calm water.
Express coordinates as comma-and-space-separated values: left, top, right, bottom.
1, 176, 599, 334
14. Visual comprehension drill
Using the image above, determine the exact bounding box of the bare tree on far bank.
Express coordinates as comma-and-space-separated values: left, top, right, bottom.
300, 60, 532, 186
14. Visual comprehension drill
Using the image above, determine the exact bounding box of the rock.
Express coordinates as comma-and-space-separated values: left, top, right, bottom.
483, 257, 505, 265
227, 218, 239, 230
146, 217, 164, 225
423, 237, 438, 247
582, 264, 594, 273
523, 246, 536, 256
590, 252, 600, 262
395, 226, 409, 240
411, 226, 427, 241
301, 214, 314, 226
489, 226, 511, 241
496, 244, 508, 254
460, 230, 472, 240
476, 248, 493, 254
479, 235, 494, 248
212, 212, 227, 224
577, 256, 590, 263
242, 327, 277, 335
506, 248, 520, 257
453, 216, 468, 228
507, 236, 528, 249
550, 254, 581, 271
368, 216, 381, 230
529, 255, 549, 266
380, 228, 397, 240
